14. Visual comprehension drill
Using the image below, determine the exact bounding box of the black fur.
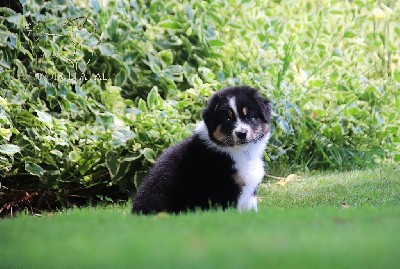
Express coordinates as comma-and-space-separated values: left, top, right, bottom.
132, 135, 240, 214
132, 86, 271, 214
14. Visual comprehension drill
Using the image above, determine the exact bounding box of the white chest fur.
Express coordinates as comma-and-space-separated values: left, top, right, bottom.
227, 140, 267, 212
195, 121, 270, 212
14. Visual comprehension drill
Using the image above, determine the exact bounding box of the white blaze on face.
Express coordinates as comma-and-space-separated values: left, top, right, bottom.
228, 97, 252, 141
228, 97, 239, 116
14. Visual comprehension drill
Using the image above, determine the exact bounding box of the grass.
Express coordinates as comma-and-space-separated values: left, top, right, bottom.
260, 166, 400, 208
1, 166, 399, 269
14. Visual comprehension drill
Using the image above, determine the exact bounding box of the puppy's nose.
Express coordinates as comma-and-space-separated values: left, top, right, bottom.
235, 130, 247, 140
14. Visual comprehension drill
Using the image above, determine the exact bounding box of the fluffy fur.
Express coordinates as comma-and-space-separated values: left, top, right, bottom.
132, 86, 272, 214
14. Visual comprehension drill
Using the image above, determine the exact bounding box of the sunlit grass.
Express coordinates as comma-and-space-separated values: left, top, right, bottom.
260, 166, 400, 208
1, 167, 399, 269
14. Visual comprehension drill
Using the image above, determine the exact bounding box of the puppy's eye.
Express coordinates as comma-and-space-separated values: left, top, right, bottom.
242, 107, 256, 119
246, 110, 257, 120
225, 109, 233, 122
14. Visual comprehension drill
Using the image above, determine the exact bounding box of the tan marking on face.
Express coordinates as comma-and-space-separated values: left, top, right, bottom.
212, 125, 225, 142
232, 173, 245, 187
242, 107, 248, 116
227, 109, 233, 119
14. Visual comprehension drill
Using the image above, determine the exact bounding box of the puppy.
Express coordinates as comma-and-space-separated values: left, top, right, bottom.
132, 86, 272, 214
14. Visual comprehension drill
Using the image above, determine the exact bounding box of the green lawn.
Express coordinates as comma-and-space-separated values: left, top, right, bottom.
1, 166, 399, 269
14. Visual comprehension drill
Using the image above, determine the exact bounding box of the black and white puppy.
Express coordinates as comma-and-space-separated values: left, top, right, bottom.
132, 86, 272, 214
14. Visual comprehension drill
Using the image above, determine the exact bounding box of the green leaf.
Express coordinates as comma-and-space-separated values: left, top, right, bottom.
158, 21, 182, 29
98, 43, 116, 56
277, 117, 290, 134
344, 30, 357, 38
36, 110, 52, 125
0, 128, 12, 141
113, 161, 132, 186
330, 8, 344, 14
102, 85, 125, 110
68, 151, 81, 163
394, 69, 400, 83
168, 65, 183, 74
106, 152, 118, 178
107, 15, 118, 40
147, 87, 160, 109
138, 99, 147, 113
185, 4, 194, 21
46, 85, 57, 97
90, 0, 101, 13
308, 79, 323, 88
0, 144, 20, 155
140, 148, 156, 163
25, 163, 44, 177
208, 39, 225, 46
6, 14, 25, 28
332, 124, 344, 137
121, 153, 142, 162
159, 50, 174, 65
50, 149, 63, 158
98, 114, 114, 128
115, 70, 126, 86
134, 171, 147, 188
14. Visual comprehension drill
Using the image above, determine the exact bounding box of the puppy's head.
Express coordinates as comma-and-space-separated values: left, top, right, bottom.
202, 86, 271, 147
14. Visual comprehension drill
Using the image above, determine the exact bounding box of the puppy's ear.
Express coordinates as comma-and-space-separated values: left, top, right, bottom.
202, 93, 220, 127
257, 96, 272, 123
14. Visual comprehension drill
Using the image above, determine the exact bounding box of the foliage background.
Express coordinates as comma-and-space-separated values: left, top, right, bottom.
0, 0, 399, 214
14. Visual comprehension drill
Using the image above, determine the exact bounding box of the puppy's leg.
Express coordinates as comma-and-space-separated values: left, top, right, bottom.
237, 188, 258, 212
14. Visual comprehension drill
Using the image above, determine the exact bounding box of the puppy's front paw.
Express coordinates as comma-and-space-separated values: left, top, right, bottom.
237, 195, 258, 213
